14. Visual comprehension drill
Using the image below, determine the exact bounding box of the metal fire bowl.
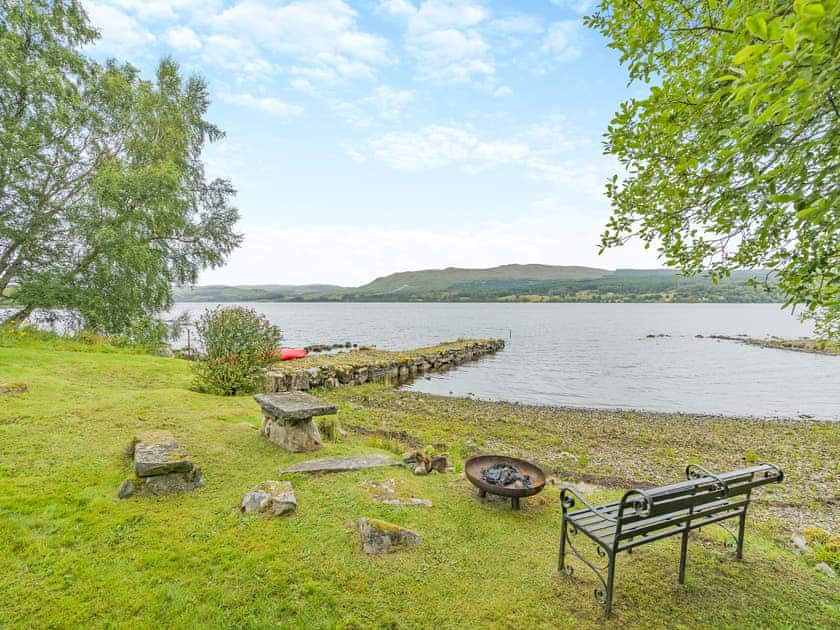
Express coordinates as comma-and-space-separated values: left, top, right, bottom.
465, 455, 546, 503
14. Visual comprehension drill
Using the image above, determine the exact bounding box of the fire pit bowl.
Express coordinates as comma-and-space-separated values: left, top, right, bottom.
465, 455, 546, 510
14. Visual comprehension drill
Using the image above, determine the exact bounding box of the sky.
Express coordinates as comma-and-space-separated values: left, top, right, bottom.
81, 0, 662, 287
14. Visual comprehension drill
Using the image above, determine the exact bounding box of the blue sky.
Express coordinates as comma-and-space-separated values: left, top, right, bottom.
81, 0, 660, 286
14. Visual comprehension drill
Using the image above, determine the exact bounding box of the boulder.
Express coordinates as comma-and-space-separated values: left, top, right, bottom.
241, 480, 297, 516
357, 517, 422, 554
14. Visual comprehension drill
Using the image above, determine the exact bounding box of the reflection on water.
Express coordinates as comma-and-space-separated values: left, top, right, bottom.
169, 302, 840, 420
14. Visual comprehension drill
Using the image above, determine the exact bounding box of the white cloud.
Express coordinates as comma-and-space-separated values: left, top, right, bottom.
83, 2, 156, 55
381, 0, 494, 82
211, 0, 390, 83
366, 86, 414, 118
352, 124, 529, 171
198, 216, 660, 286
549, 0, 595, 15
542, 20, 583, 63
201, 34, 276, 78
164, 26, 202, 52
219, 92, 304, 116
493, 85, 512, 98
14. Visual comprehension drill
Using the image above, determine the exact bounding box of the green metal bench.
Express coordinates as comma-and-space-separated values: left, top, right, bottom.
558, 463, 784, 616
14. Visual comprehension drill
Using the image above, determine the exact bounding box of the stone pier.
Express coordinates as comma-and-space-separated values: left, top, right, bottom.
263, 338, 505, 394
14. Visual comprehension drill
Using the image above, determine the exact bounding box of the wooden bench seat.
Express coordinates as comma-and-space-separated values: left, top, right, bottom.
558, 463, 783, 616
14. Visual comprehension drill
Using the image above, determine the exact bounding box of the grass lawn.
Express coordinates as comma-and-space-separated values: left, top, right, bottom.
1, 332, 838, 628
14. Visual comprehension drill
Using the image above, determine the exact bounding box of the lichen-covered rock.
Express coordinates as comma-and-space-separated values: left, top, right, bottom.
118, 467, 205, 499
357, 517, 422, 554
241, 480, 297, 516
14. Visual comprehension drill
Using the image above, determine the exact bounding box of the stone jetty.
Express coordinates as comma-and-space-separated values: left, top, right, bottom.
263, 338, 505, 393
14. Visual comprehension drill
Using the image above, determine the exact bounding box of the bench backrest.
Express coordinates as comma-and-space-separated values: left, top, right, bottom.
619, 463, 783, 522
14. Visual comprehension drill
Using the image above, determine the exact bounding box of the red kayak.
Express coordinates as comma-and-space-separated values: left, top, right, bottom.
273, 348, 308, 361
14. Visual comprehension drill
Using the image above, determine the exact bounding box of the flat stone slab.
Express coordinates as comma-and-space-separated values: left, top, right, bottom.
134, 440, 193, 477
254, 392, 338, 422
278, 454, 400, 474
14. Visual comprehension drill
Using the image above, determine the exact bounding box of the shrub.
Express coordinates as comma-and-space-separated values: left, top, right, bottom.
192, 306, 280, 395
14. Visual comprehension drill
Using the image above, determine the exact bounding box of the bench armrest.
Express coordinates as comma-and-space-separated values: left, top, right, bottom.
560, 487, 619, 523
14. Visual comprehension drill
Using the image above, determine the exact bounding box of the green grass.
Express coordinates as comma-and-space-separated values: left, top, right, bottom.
1, 334, 838, 628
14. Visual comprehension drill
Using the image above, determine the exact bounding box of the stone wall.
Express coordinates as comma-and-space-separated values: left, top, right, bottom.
263, 339, 505, 393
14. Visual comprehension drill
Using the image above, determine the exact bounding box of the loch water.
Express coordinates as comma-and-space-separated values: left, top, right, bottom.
171, 302, 840, 420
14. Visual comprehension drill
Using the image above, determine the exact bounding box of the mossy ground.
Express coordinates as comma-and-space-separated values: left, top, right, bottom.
0, 333, 837, 628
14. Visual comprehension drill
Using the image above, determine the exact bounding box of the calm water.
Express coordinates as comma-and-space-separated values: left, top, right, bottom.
170, 302, 840, 420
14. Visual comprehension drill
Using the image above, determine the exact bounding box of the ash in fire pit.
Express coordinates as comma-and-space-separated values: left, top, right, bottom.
481, 463, 533, 489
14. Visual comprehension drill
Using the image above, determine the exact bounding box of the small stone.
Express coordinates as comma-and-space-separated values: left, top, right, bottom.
241, 480, 297, 516
791, 533, 812, 554
412, 464, 429, 476
429, 456, 449, 473
815, 562, 837, 579
0, 382, 28, 396
357, 517, 422, 554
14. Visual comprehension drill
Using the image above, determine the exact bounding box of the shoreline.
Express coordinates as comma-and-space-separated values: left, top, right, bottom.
395, 388, 840, 424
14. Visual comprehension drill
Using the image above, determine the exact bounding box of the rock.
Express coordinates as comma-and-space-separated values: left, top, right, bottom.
0, 381, 28, 396
361, 479, 433, 507
118, 467, 205, 499
241, 480, 297, 516
278, 454, 400, 474
429, 456, 449, 473
815, 562, 837, 579
134, 440, 193, 477
263, 417, 324, 452
791, 533, 812, 554
357, 517, 422, 554
412, 464, 429, 476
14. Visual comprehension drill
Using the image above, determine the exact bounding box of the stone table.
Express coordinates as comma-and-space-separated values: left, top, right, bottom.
254, 392, 337, 452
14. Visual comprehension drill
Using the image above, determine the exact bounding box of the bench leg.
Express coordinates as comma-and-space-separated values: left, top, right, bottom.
736, 511, 747, 560
558, 517, 567, 573
604, 555, 616, 617
678, 528, 689, 584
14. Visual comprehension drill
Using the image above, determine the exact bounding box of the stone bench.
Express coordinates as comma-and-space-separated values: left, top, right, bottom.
118, 431, 205, 498
254, 392, 337, 452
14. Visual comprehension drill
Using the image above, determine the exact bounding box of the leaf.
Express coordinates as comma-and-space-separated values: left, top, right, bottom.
783, 28, 798, 50
733, 44, 765, 64
801, 3, 825, 17
746, 15, 768, 39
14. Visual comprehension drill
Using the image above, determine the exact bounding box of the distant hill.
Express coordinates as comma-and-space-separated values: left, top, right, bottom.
173, 284, 346, 302
353, 264, 609, 295
174, 265, 782, 303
